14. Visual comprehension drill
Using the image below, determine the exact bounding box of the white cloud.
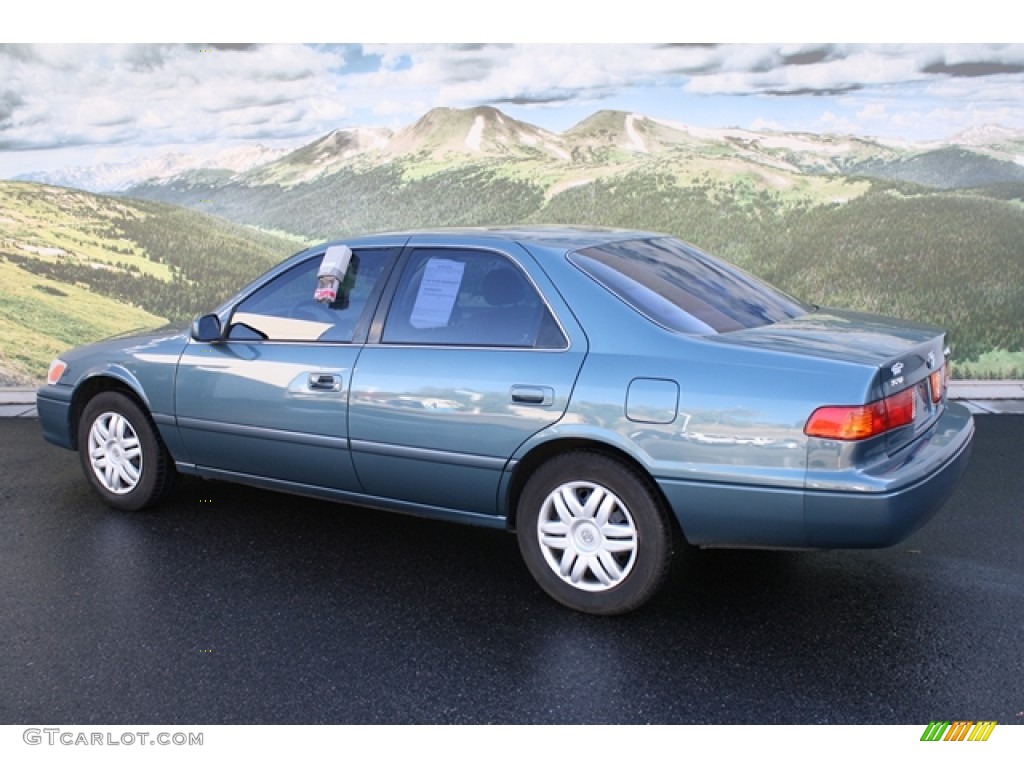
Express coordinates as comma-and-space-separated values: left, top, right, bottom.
750, 117, 785, 132
4, 42, 1024, 174
0, 44, 352, 151
858, 103, 889, 121
816, 111, 861, 135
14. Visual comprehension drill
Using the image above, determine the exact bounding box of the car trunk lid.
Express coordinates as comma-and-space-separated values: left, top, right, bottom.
710, 308, 950, 453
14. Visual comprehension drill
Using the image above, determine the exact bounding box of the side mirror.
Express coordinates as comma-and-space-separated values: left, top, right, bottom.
191, 314, 223, 343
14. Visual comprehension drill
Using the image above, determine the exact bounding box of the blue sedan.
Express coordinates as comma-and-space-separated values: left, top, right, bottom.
38, 227, 975, 614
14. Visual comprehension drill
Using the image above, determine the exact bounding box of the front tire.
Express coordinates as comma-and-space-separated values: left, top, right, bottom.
78, 391, 176, 512
516, 452, 674, 615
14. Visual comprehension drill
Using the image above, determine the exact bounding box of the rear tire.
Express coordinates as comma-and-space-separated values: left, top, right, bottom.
516, 452, 674, 615
78, 391, 176, 511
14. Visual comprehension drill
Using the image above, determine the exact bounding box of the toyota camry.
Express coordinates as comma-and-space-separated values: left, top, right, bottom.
38, 227, 975, 614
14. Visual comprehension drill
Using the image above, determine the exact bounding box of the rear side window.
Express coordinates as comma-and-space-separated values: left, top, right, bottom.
382, 247, 566, 348
569, 237, 807, 333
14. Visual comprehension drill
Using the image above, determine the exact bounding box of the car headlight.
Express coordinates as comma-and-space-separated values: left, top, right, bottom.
46, 358, 67, 385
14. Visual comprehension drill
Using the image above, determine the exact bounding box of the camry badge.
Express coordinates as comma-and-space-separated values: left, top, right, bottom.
891, 362, 904, 376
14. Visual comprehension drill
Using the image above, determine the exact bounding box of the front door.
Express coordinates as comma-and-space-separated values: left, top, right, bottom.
174, 246, 398, 491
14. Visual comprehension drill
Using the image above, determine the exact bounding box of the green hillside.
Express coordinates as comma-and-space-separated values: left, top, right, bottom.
131, 164, 550, 240
0, 182, 299, 384
852, 147, 1024, 189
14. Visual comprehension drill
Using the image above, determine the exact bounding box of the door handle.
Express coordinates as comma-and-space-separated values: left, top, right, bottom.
308, 373, 342, 391
510, 385, 553, 406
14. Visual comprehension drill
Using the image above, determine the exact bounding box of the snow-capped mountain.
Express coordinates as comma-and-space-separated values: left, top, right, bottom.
383, 106, 570, 161
15, 106, 1024, 196
15, 143, 289, 192
564, 110, 698, 155
947, 124, 1024, 147
242, 126, 393, 185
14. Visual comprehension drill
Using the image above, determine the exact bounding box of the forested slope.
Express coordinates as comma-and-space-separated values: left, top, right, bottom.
0, 182, 298, 384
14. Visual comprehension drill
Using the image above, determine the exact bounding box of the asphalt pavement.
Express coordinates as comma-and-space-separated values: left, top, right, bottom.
1, 408, 1022, 724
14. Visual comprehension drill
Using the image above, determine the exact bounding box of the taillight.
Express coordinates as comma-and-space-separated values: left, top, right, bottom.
929, 363, 947, 404
805, 389, 916, 440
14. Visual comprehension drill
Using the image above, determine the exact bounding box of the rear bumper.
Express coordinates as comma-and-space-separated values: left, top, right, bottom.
803, 402, 974, 547
657, 402, 974, 549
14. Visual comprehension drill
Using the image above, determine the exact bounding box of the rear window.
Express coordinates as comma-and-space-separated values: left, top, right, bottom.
569, 237, 807, 333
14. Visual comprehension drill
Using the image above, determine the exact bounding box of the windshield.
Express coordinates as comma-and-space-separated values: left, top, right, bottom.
569, 237, 808, 334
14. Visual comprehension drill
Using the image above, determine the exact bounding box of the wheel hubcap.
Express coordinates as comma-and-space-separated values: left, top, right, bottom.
87, 412, 143, 495
536, 481, 638, 592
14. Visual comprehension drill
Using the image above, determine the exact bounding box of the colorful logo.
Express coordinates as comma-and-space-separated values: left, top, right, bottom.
920, 721, 997, 742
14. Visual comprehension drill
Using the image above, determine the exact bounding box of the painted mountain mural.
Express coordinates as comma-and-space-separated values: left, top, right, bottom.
4, 106, 1024, 384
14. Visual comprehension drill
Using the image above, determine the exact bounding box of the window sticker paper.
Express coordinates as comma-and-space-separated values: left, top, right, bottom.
410, 259, 465, 329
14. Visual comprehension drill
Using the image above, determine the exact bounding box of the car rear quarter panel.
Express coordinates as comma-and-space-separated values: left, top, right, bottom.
508, 286, 871, 545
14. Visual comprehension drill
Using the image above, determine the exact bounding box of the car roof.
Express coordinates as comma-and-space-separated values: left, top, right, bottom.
336, 225, 665, 253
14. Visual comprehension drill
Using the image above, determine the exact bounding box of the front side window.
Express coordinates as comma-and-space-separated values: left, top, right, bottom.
229, 248, 397, 342
382, 248, 566, 348
569, 237, 807, 334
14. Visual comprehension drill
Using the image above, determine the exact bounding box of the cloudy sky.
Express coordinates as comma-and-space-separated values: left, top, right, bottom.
3, 33, 1024, 177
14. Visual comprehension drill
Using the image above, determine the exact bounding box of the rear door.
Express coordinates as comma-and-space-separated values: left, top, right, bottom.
348, 240, 587, 518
